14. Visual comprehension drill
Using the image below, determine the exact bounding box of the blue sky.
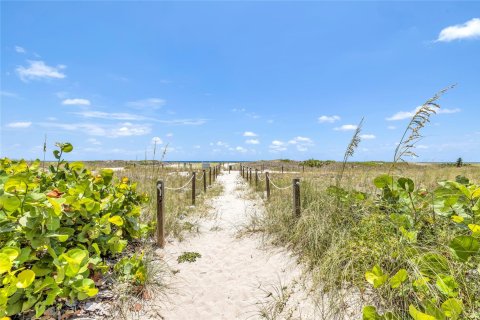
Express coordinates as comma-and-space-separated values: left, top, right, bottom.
1, 2, 479, 162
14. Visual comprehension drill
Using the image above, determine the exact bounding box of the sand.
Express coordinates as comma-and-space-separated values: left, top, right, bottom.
156, 171, 318, 320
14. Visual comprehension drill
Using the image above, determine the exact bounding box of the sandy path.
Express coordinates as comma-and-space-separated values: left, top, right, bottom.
157, 171, 316, 320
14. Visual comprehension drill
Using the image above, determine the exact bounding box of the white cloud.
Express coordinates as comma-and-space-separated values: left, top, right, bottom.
267, 119, 274, 124
16, 60, 66, 81
0, 91, 17, 97
334, 124, 358, 131
62, 98, 91, 106
359, 134, 376, 140
73, 110, 146, 121
269, 140, 287, 152
151, 137, 163, 144
39, 122, 151, 138
387, 106, 461, 121
243, 131, 257, 137
318, 115, 340, 123
158, 119, 207, 125
232, 108, 246, 112
288, 136, 314, 152
216, 141, 229, 147
437, 18, 480, 42
126, 98, 165, 109
438, 108, 461, 114
15, 46, 26, 53
166, 133, 174, 137
87, 138, 101, 145
387, 125, 396, 130
245, 139, 260, 145
113, 123, 151, 137
193, 145, 201, 149
236, 146, 247, 153
7, 121, 32, 128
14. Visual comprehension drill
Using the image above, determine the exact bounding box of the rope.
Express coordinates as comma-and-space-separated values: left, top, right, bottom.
257, 173, 266, 182
195, 172, 205, 181
269, 178, 293, 190
164, 174, 195, 191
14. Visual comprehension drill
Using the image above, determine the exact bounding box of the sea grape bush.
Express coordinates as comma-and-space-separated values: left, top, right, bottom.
0, 143, 148, 317
363, 175, 480, 320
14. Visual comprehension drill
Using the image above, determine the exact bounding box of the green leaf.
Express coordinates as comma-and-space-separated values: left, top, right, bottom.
409, 305, 436, 320
365, 265, 387, 288
0, 253, 12, 274
59, 249, 89, 277
61, 142, 73, 153
0, 195, 21, 212
435, 274, 459, 297
374, 174, 394, 189
16, 270, 35, 288
72, 278, 98, 300
363, 306, 381, 320
441, 298, 463, 319
449, 235, 480, 262
389, 269, 408, 288
108, 215, 124, 226
101, 169, 114, 185
398, 177, 414, 193
0, 247, 20, 262
53, 150, 61, 160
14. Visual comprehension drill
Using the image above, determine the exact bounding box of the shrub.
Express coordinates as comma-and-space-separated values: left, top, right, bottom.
0, 143, 148, 317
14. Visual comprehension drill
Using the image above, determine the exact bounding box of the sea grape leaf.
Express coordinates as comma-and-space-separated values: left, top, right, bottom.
409, 305, 436, 320
365, 265, 387, 288
435, 274, 459, 297
449, 235, 480, 262
16, 270, 35, 288
441, 298, 463, 319
389, 269, 408, 288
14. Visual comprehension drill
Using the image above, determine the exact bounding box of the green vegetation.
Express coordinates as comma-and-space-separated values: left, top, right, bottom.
177, 251, 202, 263
247, 87, 480, 319
0, 143, 148, 318
300, 159, 335, 168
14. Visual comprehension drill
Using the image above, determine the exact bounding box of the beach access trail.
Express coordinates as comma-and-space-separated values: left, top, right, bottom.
158, 171, 316, 320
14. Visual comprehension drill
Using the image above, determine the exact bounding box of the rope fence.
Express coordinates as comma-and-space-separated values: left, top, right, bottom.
238, 164, 301, 219
156, 164, 222, 248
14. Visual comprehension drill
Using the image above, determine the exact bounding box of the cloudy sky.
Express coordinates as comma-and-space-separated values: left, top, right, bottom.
1, 2, 479, 161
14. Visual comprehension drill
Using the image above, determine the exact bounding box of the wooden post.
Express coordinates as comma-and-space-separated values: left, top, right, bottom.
229, 165, 231, 174
209, 168, 212, 185
249, 168, 252, 183
303, 165, 305, 173
192, 172, 196, 205
255, 169, 258, 187
293, 178, 300, 218
156, 180, 165, 248
282, 165, 284, 174
189, 163, 192, 171
266, 172, 270, 200
203, 169, 207, 192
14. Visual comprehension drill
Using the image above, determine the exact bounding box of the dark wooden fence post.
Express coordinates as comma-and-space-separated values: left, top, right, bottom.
249, 168, 252, 183
255, 169, 258, 187
293, 178, 300, 218
209, 167, 212, 185
192, 172, 196, 205
156, 180, 165, 248
282, 165, 284, 174
266, 172, 270, 200
203, 169, 207, 192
